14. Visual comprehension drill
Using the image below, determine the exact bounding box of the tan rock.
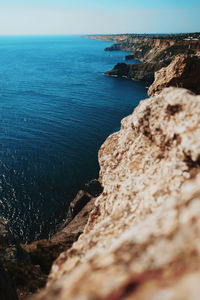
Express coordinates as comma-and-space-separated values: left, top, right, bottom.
148, 54, 200, 96
33, 88, 200, 300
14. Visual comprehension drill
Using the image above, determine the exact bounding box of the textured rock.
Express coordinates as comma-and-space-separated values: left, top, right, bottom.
22, 180, 102, 275
148, 54, 200, 96
32, 88, 200, 300
23, 197, 95, 275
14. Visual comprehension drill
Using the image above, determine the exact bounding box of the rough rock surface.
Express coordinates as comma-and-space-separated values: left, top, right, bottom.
148, 54, 200, 96
22, 180, 102, 276
0, 181, 99, 299
23, 196, 95, 275
33, 88, 200, 300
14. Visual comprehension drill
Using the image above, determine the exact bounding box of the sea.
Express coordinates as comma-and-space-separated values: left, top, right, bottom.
0, 35, 147, 243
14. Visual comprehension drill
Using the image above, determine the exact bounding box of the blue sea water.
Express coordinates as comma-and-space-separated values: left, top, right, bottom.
0, 35, 147, 243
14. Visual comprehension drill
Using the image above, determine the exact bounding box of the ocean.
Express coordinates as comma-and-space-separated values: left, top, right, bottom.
0, 35, 147, 243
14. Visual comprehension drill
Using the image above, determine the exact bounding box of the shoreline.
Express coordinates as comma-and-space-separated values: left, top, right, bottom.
1, 32, 200, 300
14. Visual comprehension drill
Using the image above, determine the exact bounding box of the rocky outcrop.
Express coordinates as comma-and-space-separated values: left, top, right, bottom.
0, 180, 102, 299
105, 43, 122, 51
148, 54, 200, 96
120, 38, 199, 63
103, 33, 200, 87
32, 88, 200, 300
105, 61, 169, 82
22, 195, 96, 275
125, 54, 135, 60
0, 218, 47, 300
103, 33, 200, 63
105, 34, 200, 88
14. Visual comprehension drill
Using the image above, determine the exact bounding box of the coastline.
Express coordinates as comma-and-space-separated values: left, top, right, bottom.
1, 33, 200, 300
33, 87, 200, 300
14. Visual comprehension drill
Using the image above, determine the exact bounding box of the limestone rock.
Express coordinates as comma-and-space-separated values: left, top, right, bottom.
148, 54, 200, 96
33, 88, 200, 300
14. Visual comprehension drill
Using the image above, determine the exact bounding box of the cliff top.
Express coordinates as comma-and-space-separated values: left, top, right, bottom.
86, 32, 200, 41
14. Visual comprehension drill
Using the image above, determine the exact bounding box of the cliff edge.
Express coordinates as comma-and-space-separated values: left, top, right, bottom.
148, 54, 200, 96
104, 33, 200, 84
33, 88, 200, 300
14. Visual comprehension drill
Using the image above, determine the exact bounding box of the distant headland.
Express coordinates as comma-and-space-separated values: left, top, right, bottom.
86, 32, 200, 95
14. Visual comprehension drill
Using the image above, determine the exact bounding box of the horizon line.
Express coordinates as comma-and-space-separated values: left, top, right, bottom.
0, 31, 199, 37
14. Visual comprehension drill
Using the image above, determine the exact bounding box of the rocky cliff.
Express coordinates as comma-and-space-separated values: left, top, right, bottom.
0, 181, 102, 299
104, 33, 200, 63
148, 54, 200, 96
103, 33, 200, 84
106, 53, 200, 93
33, 88, 200, 300
85, 34, 128, 42
105, 61, 169, 82
0, 218, 47, 300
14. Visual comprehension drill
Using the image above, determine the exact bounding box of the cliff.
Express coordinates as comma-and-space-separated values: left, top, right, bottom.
103, 33, 200, 84
0, 181, 102, 299
148, 54, 200, 96
0, 218, 47, 299
2, 34, 200, 299
33, 88, 200, 300
105, 61, 169, 82
85, 34, 128, 42
103, 33, 200, 63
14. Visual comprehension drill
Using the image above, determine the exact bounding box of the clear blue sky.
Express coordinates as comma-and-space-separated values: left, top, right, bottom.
0, 0, 199, 35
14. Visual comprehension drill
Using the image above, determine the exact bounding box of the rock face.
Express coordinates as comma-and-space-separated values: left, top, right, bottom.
0, 180, 101, 299
22, 179, 102, 275
33, 88, 200, 300
103, 33, 200, 86
103, 33, 200, 63
148, 54, 200, 96
105, 61, 169, 82
105, 43, 122, 51
22, 196, 96, 275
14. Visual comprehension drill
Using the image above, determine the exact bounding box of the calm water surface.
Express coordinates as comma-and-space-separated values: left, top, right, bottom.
0, 35, 147, 242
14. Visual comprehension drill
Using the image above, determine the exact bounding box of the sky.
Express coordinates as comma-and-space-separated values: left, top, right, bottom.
0, 0, 199, 35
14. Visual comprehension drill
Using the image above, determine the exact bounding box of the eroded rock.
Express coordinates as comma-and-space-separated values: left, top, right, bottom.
148, 54, 200, 96
32, 88, 200, 300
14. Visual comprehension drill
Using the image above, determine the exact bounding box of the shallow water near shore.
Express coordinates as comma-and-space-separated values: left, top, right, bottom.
0, 35, 147, 242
